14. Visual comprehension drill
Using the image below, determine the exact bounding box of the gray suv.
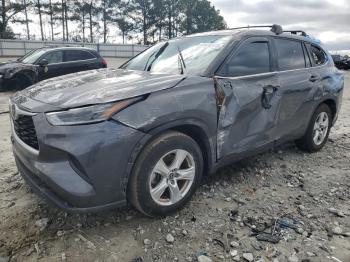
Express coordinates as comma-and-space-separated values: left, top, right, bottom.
10, 25, 344, 216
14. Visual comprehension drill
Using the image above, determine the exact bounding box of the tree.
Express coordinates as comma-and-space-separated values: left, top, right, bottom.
71, 1, 89, 42
152, 0, 167, 41
0, 0, 26, 38
34, 0, 44, 40
115, 17, 133, 44
22, 0, 31, 40
114, 0, 133, 44
87, 0, 99, 42
129, 0, 156, 44
180, 0, 226, 35
47, 0, 54, 40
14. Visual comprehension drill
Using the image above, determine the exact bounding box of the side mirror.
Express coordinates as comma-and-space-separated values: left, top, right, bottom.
38, 59, 48, 66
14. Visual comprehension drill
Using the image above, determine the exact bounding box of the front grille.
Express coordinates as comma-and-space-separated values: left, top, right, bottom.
13, 115, 39, 150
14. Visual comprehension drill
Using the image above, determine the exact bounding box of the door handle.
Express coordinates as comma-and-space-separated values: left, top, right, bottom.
263, 85, 279, 93
261, 85, 279, 109
309, 75, 320, 82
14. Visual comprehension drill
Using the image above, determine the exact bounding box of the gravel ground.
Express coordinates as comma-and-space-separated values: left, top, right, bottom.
0, 71, 349, 262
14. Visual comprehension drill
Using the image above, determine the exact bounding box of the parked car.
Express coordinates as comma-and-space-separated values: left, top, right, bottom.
10, 25, 344, 216
0, 46, 107, 90
331, 54, 350, 70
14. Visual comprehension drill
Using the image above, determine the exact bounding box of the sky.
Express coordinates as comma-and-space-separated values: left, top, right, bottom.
210, 0, 350, 53
11, 0, 350, 53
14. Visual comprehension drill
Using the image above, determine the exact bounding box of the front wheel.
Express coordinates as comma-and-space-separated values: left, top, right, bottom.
295, 104, 332, 152
127, 131, 203, 217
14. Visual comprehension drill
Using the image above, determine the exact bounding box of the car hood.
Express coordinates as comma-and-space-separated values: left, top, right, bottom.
0, 61, 37, 77
18, 68, 186, 108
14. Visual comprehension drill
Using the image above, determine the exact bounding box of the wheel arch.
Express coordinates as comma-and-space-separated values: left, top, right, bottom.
321, 98, 337, 121
11, 69, 37, 85
123, 119, 217, 193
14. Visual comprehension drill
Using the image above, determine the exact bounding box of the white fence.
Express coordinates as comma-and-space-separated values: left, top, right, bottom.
0, 39, 148, 58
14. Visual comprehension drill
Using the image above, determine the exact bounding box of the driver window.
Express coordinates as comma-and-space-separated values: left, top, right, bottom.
218, 41, 270, 77
41, 51, 63, 64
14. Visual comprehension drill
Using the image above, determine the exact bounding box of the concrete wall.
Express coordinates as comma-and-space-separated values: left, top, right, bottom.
0, 39, 148, 58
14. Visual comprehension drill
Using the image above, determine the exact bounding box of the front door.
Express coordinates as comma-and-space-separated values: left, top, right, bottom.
215, 37, 281, 159
37, 50, 65, 80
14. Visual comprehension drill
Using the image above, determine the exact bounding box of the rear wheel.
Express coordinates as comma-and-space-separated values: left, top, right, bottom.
127, 131, 203, 217
295, 104, 332, 152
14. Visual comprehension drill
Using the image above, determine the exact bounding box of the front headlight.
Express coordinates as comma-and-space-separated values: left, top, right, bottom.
46, 97, 141, 126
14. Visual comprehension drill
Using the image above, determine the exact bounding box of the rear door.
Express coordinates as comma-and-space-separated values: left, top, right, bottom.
271, 38, 315, 139
215, 37, 281, 159
63, 50, 98, 74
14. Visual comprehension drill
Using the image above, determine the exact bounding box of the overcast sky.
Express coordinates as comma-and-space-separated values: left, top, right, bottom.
11, 0, 350, 53
211, 0, 350, 52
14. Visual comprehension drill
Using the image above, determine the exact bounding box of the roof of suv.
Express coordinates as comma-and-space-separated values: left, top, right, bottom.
187, 27, 320, 45
36, 46, 98, 53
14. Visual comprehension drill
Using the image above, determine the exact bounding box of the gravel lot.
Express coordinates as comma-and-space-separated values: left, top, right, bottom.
0, 71, 349, 262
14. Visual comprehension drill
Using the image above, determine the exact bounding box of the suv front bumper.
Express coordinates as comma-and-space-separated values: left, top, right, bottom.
11, 112, 148, 213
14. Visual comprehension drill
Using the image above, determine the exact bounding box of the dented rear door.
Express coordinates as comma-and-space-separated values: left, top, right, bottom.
215, 37, 281, 159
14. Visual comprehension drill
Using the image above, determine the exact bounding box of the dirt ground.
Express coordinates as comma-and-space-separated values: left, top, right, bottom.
0, 71, 349, 262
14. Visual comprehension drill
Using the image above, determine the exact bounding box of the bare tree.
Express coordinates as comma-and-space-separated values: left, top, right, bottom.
22, 0, 30, 39
48, 0, 54, 40
35, 0, 44, 40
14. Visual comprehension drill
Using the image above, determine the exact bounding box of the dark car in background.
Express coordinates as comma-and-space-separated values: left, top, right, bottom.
10, 25, 344, 216
332, 54, 350, 70
0, 47, 107, 91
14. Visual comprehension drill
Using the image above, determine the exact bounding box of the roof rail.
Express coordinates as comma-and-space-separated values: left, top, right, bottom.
227, 24, 283, 35
283, 30, 307, 37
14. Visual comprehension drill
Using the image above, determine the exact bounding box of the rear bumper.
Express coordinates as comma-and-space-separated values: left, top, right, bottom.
11, 112, 148, 213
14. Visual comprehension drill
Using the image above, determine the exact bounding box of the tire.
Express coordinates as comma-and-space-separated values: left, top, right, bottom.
9, 74, 33, 90
295, 103, 332, 152
127, 131, 203, 217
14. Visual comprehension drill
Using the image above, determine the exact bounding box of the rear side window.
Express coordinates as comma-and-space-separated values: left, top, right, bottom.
275, 39, 305, 70
309, 45, 327, 65
218, 41, 270, 77
64, 50, 95, 62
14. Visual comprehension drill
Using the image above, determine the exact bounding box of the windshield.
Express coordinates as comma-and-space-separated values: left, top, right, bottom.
122, 35, 232, 75
18, 49, 47, 64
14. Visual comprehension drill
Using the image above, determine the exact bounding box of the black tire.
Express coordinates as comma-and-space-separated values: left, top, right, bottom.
8, 74, 33, 90
127, 131, 203, 217
295, 103, 332, 152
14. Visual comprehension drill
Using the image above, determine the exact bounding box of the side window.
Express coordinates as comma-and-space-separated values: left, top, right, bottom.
275, 39, 305, 70
64, 50, 95, 62
218, 41, 270, 77
41, 51, 63, 64
309, 45, 327, 66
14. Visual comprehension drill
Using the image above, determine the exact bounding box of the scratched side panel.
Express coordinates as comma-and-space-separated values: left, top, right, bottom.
113, 76, 218, 162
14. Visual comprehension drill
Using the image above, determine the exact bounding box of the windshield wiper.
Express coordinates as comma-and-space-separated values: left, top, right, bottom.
146, 42, 169, 71
177, 46, 187, 75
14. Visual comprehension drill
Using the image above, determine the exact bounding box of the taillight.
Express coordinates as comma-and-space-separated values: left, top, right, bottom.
101, 58, 107, 67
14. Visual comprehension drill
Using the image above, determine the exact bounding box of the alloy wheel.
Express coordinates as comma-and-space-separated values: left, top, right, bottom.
149, 149, 195, 206
313, 111, 329, 145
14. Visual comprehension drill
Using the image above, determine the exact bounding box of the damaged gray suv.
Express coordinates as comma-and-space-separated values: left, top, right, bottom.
10, 25, 344, 216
